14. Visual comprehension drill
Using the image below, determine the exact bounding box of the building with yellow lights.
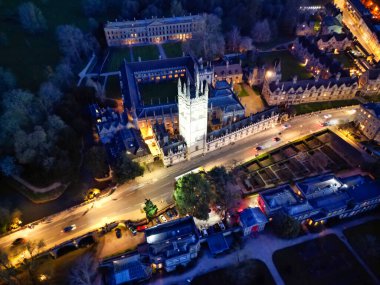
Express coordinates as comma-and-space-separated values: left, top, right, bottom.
359, 67, 380, 95
336, 0, 380, 61
104, 15, 204, 47
262, 73, 358, 106
355, 102, 380, 142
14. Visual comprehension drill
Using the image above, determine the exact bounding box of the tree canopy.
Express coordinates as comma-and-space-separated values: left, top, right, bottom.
173, 172, 213, 220
18, 2, 47, 34
143, 199, 158, 221
112, 153, 144, 184
271, 211, 301, 239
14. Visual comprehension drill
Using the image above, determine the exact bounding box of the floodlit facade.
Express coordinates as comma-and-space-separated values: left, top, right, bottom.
355, 103, 380, 142
178, 74, 209, 158
104, 15, 204, 46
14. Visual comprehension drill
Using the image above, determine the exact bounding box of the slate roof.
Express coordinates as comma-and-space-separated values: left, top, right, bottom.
348, 0, 380, 39
105, 15, 203, 29
316, 32, 352, 42
113, 255, 150, 285
296, 174, 343, 198
145, 217, 199, 258
239, 207, 268, 228
368, 68, 380, 80
209, 80, 244, 113
268, 76, 357, 93
207, 233, 230, 255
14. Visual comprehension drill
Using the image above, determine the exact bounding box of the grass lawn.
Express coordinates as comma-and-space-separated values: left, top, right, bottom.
363, 94, 380, 102
139, 80, 178, 106
344, 219, 380, 279
105, 75, 121, 99
162, 42, 183, 58
104, 47, 131, 72
192, 259, 275, 285
294, 99, 359, 115
257, 50, 313, 81
0, 0, 118, 91
234, 83, 250, 97
273, 234, 374, 285
331, 52, 355, 69
132, 45, 160, 61
254, 36, 295, 51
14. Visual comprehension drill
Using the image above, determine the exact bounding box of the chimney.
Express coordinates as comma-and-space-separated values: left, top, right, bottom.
276, 78, 280, 85
293, 75, 298, 84
336, 72, 341, 81
315, 74, 320, 82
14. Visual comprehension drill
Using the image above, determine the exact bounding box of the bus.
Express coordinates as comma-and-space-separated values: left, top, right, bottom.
175, 167, 204, 181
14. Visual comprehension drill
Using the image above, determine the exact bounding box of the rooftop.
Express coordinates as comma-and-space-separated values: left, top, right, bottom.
296, 174, 343, 198
361, 102, 380, 118
239, 207, 268, 228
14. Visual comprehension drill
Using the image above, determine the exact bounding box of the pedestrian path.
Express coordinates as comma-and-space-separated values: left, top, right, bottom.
157, 44, 167, 59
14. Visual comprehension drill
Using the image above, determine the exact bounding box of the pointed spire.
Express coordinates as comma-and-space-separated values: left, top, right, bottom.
204, 82, 209, 97
177, 78, 182, 94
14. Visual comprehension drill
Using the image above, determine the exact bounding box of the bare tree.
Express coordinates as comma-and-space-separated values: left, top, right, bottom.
69, 253, 99, 285
226, 26, 241, 52
251, 19, 272, 43
0, 249, 20, 285
239, 36, 254, 52
18, 2, 47, 34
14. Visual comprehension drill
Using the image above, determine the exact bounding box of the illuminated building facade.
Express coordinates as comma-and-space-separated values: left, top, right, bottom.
262, 73, 358, 106
336, 0, 380, 61
104, 15, 204, 47
355, 103, 380, 142
359, 67, 380, 95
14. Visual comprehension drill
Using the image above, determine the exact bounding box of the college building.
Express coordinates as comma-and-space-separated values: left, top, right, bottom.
104, 15, 204, 46
355, 103, 380, 142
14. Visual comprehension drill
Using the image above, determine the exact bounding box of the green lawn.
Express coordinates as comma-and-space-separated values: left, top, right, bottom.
257, 50, 313, 81
0, 0, 117, 91
162, 42, 183, 58
331, 53, 355, 69
344, 219, 380, 279
132, 45, 160, 61
105, 75, 121, 99
104, 48, 131, 72
139, 80, 178, 106
235, 83, 250, 97
294, 99, 360, 115
192, 259, 275, 285
273, 234, 374, 285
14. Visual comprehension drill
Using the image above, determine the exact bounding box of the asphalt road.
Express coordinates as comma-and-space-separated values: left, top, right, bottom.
0, 107, 359, 253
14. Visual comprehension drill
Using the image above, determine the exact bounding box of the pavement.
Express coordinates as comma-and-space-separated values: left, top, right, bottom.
150, 213, 380, 285
0, 107, 360, 256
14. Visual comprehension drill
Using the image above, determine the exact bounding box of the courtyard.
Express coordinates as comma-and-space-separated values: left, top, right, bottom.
162, 42, 183, 58
234, 83, 266, 115
104, 47, 131, 72
139, 80, 178, 106
132, 45, 160, 61
257, 50, 313, 81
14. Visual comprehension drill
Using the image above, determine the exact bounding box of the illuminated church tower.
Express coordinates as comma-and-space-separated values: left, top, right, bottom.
178, 70, 209, 158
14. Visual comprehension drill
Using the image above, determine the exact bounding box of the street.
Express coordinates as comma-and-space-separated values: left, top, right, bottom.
0, 107, 359, 253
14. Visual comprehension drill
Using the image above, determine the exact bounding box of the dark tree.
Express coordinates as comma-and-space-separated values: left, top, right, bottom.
173, 173, 213, 220
0, 67, 16, 95
112, 153, 144, 184
18, 2, 47, 34
271, 211, 300, 239
84, 145, 109, 178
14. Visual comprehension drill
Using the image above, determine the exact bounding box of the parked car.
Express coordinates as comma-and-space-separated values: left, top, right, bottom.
256, 146, 262, 151
273, 137, 281, 142
63, 224, 76, 233
128, 226, 137, 236
172, 207, 178, 216
165, 209, 173, 219
218, 221, 226, 231
137, 225, 148, 232
323, 114, 332, 119
154, 217, 161, 225
115, 228, 122, 239
12, 238, 26, 246
201, 228, 208, 237
159, 215, 167, 223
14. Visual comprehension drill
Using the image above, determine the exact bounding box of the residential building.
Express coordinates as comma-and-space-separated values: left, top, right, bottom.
142, 217, 201, 272
336, 0, 380, 61
355, 103, 380, 142
262, 73, 358, 106
359, 67, 380, 95
239, 207, 268, 236
104, 15, 204, 47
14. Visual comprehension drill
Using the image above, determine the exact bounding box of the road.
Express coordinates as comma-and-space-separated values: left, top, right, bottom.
0, 107, 359, 254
